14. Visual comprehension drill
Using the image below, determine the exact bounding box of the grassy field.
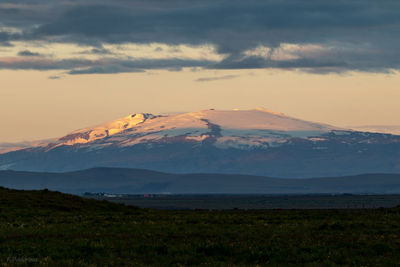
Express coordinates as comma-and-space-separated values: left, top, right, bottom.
1, 187, 400, 266
88, 193, 400, 210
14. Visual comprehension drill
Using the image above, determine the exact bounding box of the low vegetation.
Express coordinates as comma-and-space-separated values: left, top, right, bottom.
1, 187, 400, 266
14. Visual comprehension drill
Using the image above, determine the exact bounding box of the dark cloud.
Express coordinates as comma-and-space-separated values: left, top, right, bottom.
77, 47, 114, 55
18, 50, 41, 56
0, 58, 97, 71
196, 75, 239, 82
0, 57, 216, 74
1, 0, 400, 73
0, 31, 14, 42
68, 58, 215, 74
89, 47, 112, 54
211, 54, 348, 71
31, 2, 400, 47
68, 65, 144, 75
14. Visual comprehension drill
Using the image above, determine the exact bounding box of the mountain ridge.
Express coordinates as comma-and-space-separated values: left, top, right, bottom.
1, 108, 400, 177
19, 108, 342, 151
1, 167, 400, 194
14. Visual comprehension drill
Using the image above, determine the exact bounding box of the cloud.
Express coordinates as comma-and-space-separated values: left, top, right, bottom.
0, 56, 216, 75
0, 31, 17, 43
68, 58, 215, 74
76, 47, 114, 55
0, 57, 97, 71
89, 47, 112, 55
18, 50, 40, 56
195, 75, 239, 82
0, 0, 400, 73
68, 65, 144, 75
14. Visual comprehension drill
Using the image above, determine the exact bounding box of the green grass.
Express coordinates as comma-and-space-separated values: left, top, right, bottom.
1, 187, 400, 266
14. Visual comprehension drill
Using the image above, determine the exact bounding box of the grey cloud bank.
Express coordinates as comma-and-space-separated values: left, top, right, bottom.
0, 57, 216, 74
0, 0, 399, 74
18, 50, 41, 56
196, 75, 239, 82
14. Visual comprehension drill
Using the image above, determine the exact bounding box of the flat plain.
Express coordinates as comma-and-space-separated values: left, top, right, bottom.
2, 187, 400, 265
88, 194, 400, 210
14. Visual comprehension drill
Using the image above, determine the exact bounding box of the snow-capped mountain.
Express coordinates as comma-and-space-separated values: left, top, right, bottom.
1, 108, 400, 177
349, 125, 400, 136
46, 108, 340, 150
0, 139, 56, 154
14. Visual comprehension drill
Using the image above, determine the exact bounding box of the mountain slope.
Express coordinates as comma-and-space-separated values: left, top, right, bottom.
48, 108, 339, 150
1, 109, 400, 177
350, 125, 400, 135
0, 139, 55, 154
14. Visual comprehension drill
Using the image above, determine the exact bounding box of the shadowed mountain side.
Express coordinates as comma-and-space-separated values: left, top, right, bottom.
1, 168, 400, 194
2, 136, 400, 177
1, 109, 400, 177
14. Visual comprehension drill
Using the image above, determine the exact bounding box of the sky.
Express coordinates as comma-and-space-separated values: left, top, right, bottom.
1, 0, 400, 142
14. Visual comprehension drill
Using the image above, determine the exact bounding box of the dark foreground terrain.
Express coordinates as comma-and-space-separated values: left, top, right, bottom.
88, 194, 400, 210
1, 187, 400, 266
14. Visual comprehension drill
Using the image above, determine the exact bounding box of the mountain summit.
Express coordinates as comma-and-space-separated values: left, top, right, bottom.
51, 108, 339, 150
1, 109, 400, 177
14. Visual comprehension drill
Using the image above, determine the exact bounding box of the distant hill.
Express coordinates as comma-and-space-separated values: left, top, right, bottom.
1, 109, 400, 178
1, 167, 400, 194
0, 186, 135, 213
